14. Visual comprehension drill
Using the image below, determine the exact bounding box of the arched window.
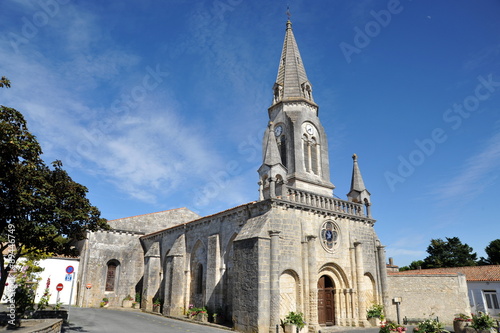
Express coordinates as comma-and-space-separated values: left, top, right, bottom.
196, 263, 203, 294
279, 135, 287, 167
303, 135, 310, 172
105, 260, 120, 292
302, 124, 320, 175
311, 138, 319, 175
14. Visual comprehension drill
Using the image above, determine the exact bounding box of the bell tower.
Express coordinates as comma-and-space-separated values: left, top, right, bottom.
258, 20, 335, 200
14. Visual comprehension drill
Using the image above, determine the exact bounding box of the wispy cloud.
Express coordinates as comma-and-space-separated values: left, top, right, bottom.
433, 129, 500, 203
0, 2, 225, 206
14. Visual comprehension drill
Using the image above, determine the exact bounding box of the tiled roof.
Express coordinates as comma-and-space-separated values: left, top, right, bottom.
389, 265, 500, 281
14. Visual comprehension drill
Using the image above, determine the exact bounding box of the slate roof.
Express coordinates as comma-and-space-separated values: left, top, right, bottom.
276, 20, 311, 100
388, 265, 500, 281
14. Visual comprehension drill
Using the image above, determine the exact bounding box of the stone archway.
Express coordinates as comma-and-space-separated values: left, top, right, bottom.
317, 275, 335, 326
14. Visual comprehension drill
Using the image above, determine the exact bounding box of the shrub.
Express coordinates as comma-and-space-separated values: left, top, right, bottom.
282, 311, 305, 329
367, 304, 384, 319
471, 312, 495, 331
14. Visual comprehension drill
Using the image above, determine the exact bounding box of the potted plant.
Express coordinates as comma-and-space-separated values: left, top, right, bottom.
186, 305, 208, 322
99, 297, 109, 308
122, 295, 134, 308
413, 318, 448, 333
367, 304, 384, 326
453, 313, 472, 333
282, 311, 306, 333
470, 312, 496, 333
380, 321, 407, 333
152, 298, 162, 313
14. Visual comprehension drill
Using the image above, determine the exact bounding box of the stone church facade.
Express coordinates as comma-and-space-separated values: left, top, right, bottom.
76, 20, 400, 333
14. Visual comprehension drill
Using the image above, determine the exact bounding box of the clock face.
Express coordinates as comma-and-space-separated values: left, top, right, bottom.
305, 124, 314, 135
274, 125, 283, 137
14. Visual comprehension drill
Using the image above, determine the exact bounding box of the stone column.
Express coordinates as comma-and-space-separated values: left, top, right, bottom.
354, 242, 368, 326
258, 181, 264, 201
301, 239, 310, 323
349, 289, 355, 326
307, 235, 319, 332
335, 289, 341, 325
377, 245, 389, 310
349, 245, 358, 326
365, 202, 372, 218
143, 243, 161, 311
206, 234, 221, 309
344, 289, 351, 325
269, 177, 276, 198
269, 230, 281, 333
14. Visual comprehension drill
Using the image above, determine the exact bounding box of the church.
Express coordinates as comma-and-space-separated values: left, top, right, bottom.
75, 19, 469, 333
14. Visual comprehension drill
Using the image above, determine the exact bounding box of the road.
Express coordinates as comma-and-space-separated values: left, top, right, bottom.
62, 308, 455, 333
63, 307, 230, 333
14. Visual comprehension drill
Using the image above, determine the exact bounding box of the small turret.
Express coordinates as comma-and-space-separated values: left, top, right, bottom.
347, 154, 371, 217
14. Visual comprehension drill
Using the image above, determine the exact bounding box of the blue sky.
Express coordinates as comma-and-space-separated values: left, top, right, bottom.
1, 0, 499, 267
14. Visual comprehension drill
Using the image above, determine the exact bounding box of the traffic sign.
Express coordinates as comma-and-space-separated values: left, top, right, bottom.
66, 265, 74, 274
65, 274, 73, 281
86, 283, 92, 289
56, 283, 63, 291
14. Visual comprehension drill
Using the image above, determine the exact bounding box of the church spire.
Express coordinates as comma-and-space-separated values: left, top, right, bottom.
272, 20, 315, 104
347, 154, 371, 209
258, 19, 334, 201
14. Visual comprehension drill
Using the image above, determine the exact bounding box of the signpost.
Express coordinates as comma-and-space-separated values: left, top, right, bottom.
56, 283, 63, 304
85, 283, 92, 308
66, 266, 76, 321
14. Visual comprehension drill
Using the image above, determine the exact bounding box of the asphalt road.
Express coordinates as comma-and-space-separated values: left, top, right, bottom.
63, 307, 230, 333
62, 308, 455, 333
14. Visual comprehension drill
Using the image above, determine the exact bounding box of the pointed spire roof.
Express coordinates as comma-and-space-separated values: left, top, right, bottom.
350, 154, 367, 192
274, 20, 313, 102
262, 123, 282, 166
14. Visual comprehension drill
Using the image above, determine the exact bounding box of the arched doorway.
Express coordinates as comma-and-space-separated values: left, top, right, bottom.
317, 275, 335, 326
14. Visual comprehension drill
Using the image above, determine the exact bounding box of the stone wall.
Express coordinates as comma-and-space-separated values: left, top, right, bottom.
108, 207, 200, 234
386, 273, 470, 324
77, 230, 144, 307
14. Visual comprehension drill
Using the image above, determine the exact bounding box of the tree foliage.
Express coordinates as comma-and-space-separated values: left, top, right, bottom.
0, 105, 108, 300
0, 76, 10, 88
422, 237, 477, 269
399, 260, 424, 271
479, 239, 500, 265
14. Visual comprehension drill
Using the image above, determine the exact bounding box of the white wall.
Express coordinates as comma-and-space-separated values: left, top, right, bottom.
2, 257, 79, 306
35, 258, 79, 306
468, 281, 500, 316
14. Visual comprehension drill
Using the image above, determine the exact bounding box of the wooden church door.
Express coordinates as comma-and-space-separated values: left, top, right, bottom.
317, 275, 335, 326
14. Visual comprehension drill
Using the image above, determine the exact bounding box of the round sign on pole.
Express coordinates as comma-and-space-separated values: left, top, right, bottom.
66, 265, 74, 274
56, 283, 64, 291
86, 283, 92, 289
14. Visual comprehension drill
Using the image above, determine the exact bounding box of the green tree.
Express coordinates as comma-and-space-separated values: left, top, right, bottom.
0, 76, 10, 88
478, 239, 500, 265
0, 105, 108, 300
399, 260, 424, 271
422, 237, 477, 268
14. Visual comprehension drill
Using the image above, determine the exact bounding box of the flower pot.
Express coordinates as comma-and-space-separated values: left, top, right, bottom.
284, 324, 307, 333
368, 317, 380, 327
122, 300, 133, 308
453, 321, 469, 333
195, 313, 207, 322
284, 324, 297, 333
